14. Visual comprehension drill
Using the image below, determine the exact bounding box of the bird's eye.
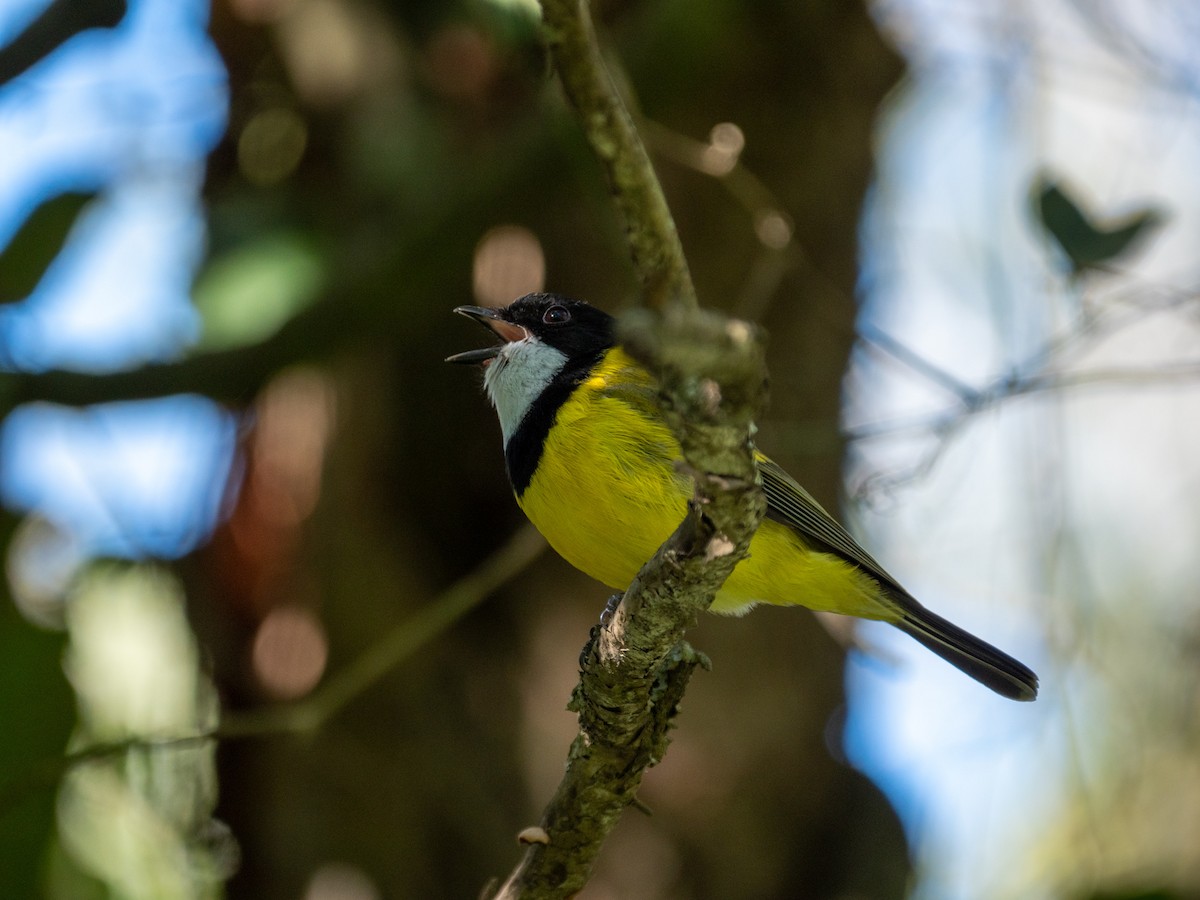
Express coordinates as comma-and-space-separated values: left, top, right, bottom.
542, 305, 571, 325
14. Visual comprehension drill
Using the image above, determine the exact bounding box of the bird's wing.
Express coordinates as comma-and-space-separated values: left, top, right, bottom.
758, 456, 1039, 701
757, 455, 906, 595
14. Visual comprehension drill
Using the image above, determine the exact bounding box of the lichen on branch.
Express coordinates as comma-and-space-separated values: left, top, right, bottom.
491, 6, 768, 892
493, 302, 767, 900
539, 0, 696, 311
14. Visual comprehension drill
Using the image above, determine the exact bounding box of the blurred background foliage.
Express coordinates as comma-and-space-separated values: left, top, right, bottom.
1, 0, 1198, 899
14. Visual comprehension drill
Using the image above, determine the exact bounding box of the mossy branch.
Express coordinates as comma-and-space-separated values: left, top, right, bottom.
493, 306, 767, 899
492, 5, 767, 892
539, 0, 696, 311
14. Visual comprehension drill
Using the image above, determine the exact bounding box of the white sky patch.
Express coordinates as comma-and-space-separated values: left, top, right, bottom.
3, 174, 207, 370
0, 0, 232, 558
0, 0, 226, 233
848, 1, 1200, 897
0, 397, 238, 558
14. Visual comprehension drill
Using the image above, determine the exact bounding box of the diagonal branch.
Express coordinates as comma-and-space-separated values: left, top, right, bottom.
219, 524, 547, 739
539, 0, 696, 311
492, 4, 767, 894
0, 524, 548, 816
493, 307, 767, 899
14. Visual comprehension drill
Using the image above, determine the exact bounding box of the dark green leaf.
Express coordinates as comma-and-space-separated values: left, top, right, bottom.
0, 191, 96, 305
0, 517, 74, 898
0, 0, 126, 87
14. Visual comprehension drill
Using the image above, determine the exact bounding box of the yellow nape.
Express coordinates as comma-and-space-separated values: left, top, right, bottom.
516, 348, 896, 622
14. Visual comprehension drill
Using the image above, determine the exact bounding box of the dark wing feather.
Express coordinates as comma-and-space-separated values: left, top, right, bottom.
758, 456, 1039, 701
758, 456, 905, 593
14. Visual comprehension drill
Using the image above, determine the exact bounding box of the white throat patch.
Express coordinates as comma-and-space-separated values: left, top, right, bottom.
482, 336, 569, 445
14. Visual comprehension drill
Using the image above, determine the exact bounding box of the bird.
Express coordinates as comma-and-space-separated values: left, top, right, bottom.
448, 293, 1038, 701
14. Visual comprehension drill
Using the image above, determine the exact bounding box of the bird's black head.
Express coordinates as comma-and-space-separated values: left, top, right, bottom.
447, 294, 618, 492
446, 293, 615, 366
501, 293, 615, 358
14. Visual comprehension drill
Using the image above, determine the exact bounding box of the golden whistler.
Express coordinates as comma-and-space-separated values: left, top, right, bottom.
449, 294, 1037, 701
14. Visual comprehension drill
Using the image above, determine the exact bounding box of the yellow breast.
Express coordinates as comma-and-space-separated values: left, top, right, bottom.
516, 349, 891, 621
518, 349, 688, 591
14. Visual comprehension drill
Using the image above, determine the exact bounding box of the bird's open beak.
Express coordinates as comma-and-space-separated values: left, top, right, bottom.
445, 305, 528, 365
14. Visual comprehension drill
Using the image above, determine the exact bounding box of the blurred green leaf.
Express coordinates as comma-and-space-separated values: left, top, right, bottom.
1033, 176, 1164, 275
0, 191, 96, 305
192, 233, 326, 352
0, 519, 74, 897
41, 563, 224, 899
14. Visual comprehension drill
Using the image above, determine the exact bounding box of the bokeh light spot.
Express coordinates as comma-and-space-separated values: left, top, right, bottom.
303, 863, 381, 900
275, 0, 394, 106
424, 25, 497, 104
238, 107, 308, 187
5, 515, 85, 630
754, 209, 793, 249
472, 224, 545, 307
251, 605, 328, 699
253, 367, 336, 523
699, 121, 745, 176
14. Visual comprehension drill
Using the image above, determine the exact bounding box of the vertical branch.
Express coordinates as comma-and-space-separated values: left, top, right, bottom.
540, 0, 697, 310
493, 310, 767, 899
490, 4, 768, 897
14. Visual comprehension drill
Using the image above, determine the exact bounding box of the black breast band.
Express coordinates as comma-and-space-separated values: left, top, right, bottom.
504, 352, 604, 497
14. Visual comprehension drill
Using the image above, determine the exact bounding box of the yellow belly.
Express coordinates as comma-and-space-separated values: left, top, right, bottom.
516, 351, 892, 621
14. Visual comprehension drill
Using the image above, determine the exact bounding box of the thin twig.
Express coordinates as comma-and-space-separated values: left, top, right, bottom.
0, 525, 547, 813
849, 359, 1200, 500
845, 276, 1200, 499
221, 523, 546, 738
638, 118, 801, 321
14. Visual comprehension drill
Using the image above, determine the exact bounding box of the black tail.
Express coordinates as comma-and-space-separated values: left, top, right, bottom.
892, 601, 1038, 701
